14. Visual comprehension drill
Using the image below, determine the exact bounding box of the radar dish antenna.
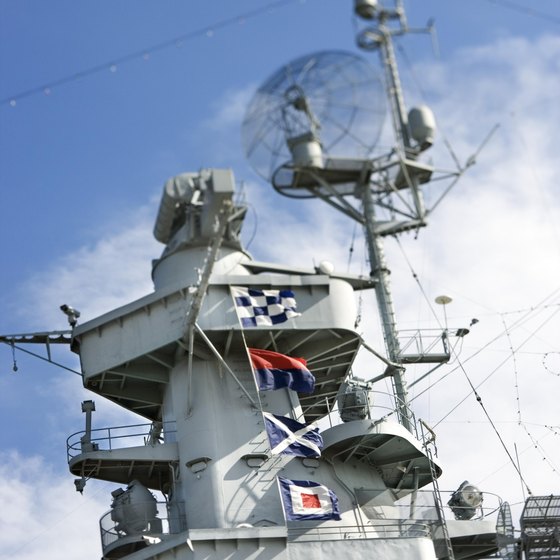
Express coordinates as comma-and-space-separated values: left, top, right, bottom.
242, 50, 386, 189
496, 501, 519, 560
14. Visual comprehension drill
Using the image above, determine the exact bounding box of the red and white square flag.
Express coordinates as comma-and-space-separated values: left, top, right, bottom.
278, 477, 341, 521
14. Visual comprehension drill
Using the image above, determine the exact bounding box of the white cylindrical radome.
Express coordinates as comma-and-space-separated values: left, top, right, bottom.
408, 105, 436, 151
287, 133, 324, 168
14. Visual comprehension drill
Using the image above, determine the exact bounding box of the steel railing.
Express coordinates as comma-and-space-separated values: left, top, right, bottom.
287, 521, 431, 541
320, 388, 423, 440
66, 421, 177, 462
99, 500, 186, 552
358, 489, 503, 523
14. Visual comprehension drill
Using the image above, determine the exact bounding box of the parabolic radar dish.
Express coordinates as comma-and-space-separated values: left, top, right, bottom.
242, 50, 386, 183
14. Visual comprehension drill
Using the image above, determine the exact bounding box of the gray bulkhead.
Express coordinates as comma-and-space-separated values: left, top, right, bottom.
69, 169, 439, 559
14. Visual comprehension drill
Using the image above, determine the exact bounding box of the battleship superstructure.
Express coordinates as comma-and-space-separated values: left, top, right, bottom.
3, 1, 559, 560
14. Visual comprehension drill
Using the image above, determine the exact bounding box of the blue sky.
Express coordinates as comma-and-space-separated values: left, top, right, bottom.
1, 1, 560, 558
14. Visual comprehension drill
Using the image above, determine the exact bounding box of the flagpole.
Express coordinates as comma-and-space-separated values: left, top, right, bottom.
186, 324, 195, 417
193, 323, 258, 408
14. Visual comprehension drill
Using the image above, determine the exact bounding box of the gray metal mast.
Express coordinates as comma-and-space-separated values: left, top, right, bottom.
361, 184, 411, 430
355, 0, 428, 431
258, 0, 440, 432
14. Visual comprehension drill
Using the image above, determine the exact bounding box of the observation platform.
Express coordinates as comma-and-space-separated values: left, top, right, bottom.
521, 495, 560, 560
67, 422, 178, 491
271, 156, 433, 197
98, 495, 504, 560
72, 271, 365, 422
321, 418, 441, 496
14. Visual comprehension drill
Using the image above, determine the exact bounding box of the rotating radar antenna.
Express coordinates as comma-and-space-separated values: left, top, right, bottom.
241, 50, 386, 193
241, 4, 462, 432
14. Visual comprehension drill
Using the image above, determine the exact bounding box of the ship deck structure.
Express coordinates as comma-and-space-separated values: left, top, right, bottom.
1, 1, 559, 560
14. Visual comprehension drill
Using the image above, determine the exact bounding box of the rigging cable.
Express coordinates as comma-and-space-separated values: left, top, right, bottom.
396, 43, 464, 172
394, 237, 465, 370
351, 226, 367, 329
503, 312, 560, 477
409, 287, 560, 401
1, 0, 312, 107
5, 480, 109, 559
394, 237, 538, 494
2, 341, 82, 376
431, 304, 560, 424
543, 352, 560, 376
430, 303, 560, 490
483, 0, 560, 25
479, 427, 560, 485
501, 313, 523, 424
437, 335, 534, 496
514, 443, 526, 502
399, 281, 560, 491
520, 423, 559, 476
502, 313, 560, 484
395, 237, 442, 326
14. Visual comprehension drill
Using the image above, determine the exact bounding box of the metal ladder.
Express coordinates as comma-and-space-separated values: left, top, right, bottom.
423, 432, 455, 560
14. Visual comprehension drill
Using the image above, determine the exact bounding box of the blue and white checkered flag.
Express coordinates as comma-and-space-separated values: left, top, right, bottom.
231, 287, 300, 327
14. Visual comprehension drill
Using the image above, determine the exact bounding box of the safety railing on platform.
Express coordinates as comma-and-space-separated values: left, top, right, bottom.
359, 489, 503, 523
319, 388, 422, 439
97, 490, 502, 552
66, 421, 177, 462
397, 328, 453, 364
287, 490, 502, 543
288, 520, 431, 541
285, 489, 504, 544
99, 499, 186, 553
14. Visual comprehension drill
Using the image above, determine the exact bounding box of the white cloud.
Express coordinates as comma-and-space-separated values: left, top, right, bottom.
195, 33, 560, 515
3, 27, 560, 555
0, 452, 109, 560
205, 85, 257, 131
383, 33, 560, 508
14, 203, 161, 330
195, 85, 257, 167
242, 179, 362, 271
206, 30, 560, 518
0, 202, 164, 560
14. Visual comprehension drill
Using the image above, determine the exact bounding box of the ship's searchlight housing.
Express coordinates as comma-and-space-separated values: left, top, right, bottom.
110, 480, 158, 536
337, 379, 371, 423
448, 480, 483, 520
